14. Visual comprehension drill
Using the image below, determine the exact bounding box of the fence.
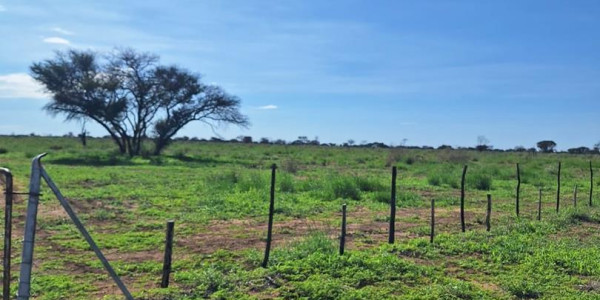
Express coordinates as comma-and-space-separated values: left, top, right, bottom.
0, 154, 596, 298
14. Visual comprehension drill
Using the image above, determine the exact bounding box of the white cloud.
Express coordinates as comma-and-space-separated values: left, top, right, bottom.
0, 73, 47, 99
257, 105, 277, 110
0, 4, 5, 12
43, 37, 70, 45
51, 27, 74, 35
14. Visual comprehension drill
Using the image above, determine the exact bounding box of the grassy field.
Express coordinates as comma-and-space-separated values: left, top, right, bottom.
0, 136, 599, 299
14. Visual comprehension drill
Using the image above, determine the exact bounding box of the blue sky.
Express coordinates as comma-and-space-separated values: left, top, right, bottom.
0, 0, 598, 150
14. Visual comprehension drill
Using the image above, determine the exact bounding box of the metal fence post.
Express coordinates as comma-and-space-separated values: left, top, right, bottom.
340, 204, 346, 255
161, 220, 175, 288
0, 168, 13, 300
460, 165, 468, 232
262, 164, 276, 268
389, 166, 397, 244
17, 153, 45, 300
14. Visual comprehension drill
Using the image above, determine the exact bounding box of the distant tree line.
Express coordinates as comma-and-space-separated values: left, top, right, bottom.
5, 133, 599, 155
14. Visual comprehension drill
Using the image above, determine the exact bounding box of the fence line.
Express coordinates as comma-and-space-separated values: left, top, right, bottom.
0, 154, 597, 298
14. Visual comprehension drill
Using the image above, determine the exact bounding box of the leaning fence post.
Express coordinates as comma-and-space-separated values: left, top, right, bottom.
485, 194, 491, 232
262, 164, 277, 268
556, 161, 561, 213
340, 204, 346, 255
460, 165, 468, 232
161, 220, 175, 288
590, 161, 594, 206
538, 188, 542, 221
389, 166, 397, 244
430, 198, 435, 244
17, 153, 45, 300
0, 168, 13, 300
516, 163, 521, 217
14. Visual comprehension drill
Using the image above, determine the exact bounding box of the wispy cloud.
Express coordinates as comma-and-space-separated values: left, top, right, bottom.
43, 37, 70, 45
51, 27, 74, 35
257, 105, 277, 110
0, 4, 5, 12
0, 73, 47, 99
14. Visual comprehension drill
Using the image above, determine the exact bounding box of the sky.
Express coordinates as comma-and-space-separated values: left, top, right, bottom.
0, 0, 599, 150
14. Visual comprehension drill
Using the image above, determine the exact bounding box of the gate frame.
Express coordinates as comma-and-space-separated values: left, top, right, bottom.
17, 154, 133, 300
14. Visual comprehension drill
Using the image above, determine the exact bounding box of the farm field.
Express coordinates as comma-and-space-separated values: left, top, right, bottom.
0, 136, 599, 299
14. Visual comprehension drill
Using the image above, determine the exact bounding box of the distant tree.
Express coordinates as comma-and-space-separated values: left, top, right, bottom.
568, 147, 591, 154
438, 145, 453, 150
514, 146, 526, 152
309, 136, 320, 146
30, 48, 248, 156
259, 137, 270, 144
537, 140, 557, 153
476, 135, 491, 151
594, 141, 600, 152
241, 136, 253, 143
347, 139, 355, 146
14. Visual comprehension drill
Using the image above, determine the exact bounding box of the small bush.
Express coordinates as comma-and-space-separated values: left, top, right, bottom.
355, 177, 384, 192
428, 175, 442, 186
279, 174, 295, 193
470, 174, 492, 191
0, 148, 7, 154
282, 159, 300, 174
385, 148, 405, 167
328, 177, 360, 200
428, 172, 458, 188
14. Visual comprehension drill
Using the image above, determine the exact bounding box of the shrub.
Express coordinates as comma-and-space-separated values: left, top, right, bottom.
385, 148, 405, 167
428, 175, 442, 187
470, 173, 492, 191
282, 159, 300, 174
355, 177, 384, 192
279, 174, 295, 193
328, 177, 360, 200
0, 148, 7, 154
427, 172, 458, 188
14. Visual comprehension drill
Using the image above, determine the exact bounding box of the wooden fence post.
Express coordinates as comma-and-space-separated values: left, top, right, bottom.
0, 168, 12, 300
340, 204, 346, 255
538, 188, 542, 221
430, 198, 435, 243
460, 165, 468, 232
485, 194, 491, 232
556, 162, 561, 213
516, 163, 520, 217
161, 220, 175, 288
389, 166, 397, 244
262, 164, 277, 268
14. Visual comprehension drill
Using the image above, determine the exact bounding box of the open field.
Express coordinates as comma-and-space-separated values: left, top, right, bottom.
0, 136, 599, 299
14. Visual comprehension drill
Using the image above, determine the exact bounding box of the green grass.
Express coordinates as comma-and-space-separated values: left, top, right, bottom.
0, 136, 599, 299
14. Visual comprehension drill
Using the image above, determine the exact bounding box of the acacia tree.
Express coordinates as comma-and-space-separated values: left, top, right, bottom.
537, 140, 557, 153
30, 48, 248, 156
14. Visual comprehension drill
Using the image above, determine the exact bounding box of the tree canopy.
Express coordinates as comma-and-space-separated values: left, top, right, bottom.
30, 48, 249, 156
536, 140, 557, 153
